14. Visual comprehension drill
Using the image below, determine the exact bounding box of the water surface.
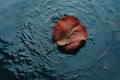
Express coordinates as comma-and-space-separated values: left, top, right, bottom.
0, 0, 120, 80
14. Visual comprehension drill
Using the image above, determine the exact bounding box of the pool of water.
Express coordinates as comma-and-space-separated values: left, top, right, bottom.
0, 0, 120, 80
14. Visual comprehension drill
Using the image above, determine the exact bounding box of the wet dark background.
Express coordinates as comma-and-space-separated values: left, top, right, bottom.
0, 0, 120, 80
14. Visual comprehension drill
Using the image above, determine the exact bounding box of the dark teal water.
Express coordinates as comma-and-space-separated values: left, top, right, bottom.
0, 0, 120, 80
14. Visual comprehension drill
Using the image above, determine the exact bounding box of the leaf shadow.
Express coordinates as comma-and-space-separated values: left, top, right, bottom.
52, 37, 86, 55
57, 40, 86, 55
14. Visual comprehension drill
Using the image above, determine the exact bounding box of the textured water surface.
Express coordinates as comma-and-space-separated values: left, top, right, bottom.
0, 0, 120, 80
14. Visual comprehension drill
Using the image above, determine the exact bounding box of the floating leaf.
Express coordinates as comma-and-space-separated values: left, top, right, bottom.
45, 16, 87, 55
54, 16, 87, 51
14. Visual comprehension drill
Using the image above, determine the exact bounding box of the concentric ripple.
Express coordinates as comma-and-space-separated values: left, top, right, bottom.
0, 0, 120, 80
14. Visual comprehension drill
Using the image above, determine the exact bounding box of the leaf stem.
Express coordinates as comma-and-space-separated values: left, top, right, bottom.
44, 43, 57, 56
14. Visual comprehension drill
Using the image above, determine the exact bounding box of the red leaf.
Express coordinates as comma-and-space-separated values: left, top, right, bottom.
54, 16, 87, 51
